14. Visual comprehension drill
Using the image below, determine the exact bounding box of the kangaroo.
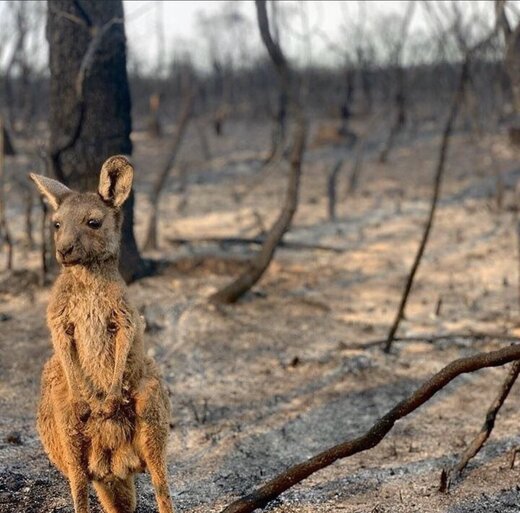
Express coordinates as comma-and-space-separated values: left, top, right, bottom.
30, 156, 175, 513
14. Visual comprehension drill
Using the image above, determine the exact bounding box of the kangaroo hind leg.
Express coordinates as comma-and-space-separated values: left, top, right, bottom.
135, 376, 175, 513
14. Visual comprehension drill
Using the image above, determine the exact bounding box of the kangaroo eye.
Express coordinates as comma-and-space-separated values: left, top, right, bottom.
87, 219, 102, 229
53, 221, 61, 230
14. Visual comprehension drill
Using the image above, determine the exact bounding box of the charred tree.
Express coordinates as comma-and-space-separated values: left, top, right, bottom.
147, 92, 162, 138
383, 17, 500, 352
384, 57, 469, 353
327, 159, 344, 221
47, 0, 144, 282
0, 117, 13, 270
147, 2, 165, 138
264, 91, 288, 166
3, 1, 41, 132
209, 0, 307, 304
143, 88, 196, 251
378, 67, 407, 163
339, 67, 355, 137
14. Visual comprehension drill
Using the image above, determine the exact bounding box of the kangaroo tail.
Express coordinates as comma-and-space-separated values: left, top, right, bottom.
93, 475, 136, 513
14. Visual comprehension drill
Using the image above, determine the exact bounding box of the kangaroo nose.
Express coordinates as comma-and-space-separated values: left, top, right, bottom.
59, 244, 74, 257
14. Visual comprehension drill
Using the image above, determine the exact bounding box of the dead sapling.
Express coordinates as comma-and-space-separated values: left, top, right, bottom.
0, 117, 14, 270
384, 56, 470, 353
209, 0, 307, 304
143, 87, 196, 251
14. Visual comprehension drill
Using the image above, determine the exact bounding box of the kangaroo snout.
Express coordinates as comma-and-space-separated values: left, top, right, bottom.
58, 244, 75, 258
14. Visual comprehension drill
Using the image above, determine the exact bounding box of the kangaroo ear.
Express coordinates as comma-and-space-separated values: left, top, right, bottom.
29, 173, 72, 210
98, 155, 134, 208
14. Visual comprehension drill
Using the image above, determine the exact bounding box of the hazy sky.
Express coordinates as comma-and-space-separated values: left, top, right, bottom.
123, 1, 425, 70
0, 1, 514, 73
122, 0, 498, 72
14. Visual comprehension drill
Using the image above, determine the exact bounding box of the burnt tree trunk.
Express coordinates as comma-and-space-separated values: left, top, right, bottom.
47, 0, 144, 282
378, 67, 406, 163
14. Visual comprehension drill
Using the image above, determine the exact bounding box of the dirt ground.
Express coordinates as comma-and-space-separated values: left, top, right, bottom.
2, 117, 520, 513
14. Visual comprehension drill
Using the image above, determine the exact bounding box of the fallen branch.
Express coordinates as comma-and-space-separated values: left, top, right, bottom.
341, 332, 520, 350
220, 343, 520, 513
167, 236, 343, 253
441, 359, 520, 490
209, 0, 307, 304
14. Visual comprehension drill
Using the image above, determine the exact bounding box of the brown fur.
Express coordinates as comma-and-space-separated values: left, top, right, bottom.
30, 156, 175, 513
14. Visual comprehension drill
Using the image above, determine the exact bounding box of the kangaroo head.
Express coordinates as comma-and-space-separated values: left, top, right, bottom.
30, 156, 133, 267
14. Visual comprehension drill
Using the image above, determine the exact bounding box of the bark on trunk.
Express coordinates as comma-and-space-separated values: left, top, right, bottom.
47, 0, 143, 282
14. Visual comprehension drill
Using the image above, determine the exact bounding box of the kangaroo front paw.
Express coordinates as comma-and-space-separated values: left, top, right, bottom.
100, 394, 121, 419
73, 400, 91, 423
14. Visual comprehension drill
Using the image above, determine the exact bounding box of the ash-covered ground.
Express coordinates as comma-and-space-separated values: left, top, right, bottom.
2, 118, 520, 512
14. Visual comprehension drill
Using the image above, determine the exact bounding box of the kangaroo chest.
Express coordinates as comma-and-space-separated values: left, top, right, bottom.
65, 293, 126, 390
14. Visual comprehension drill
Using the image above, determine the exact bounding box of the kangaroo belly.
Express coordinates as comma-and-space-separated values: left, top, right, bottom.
85, 414, 143, 480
